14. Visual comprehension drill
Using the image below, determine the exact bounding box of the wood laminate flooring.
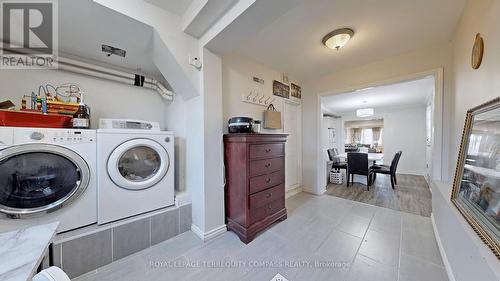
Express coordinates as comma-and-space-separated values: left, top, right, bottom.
326, 173, 432, 217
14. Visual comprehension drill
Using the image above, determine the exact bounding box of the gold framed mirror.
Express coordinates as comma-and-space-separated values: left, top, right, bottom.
452, 97, 500, 259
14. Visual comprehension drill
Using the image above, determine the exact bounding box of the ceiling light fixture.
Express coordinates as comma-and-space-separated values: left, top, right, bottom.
322, 28, 354, 50
356, 108, 374, 118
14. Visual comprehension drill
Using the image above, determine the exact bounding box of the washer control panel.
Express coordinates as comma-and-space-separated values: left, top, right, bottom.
14, 128, 96, 144
99, 119, 160, 131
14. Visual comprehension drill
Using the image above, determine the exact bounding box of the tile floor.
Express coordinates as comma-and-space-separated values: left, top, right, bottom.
326, 174, 432, 217
75, 193, 448, 281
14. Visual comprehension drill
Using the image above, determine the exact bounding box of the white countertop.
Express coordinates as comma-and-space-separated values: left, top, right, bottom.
0, 222, 59, 281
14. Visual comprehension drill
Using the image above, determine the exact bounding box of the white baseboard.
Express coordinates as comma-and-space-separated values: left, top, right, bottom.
431, 213, 456, 281
301, 186, 325, 196
191, 224, 227, 242
285, 185, 302, 198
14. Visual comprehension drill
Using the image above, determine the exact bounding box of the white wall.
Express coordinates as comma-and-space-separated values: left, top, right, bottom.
164, 95, 187, 192
221, 52, 304, 193
221, 52, 301, 133
321, 115, 342, 167
337, 106, 427, 176
200, 47, 225, 236
302, 43, 453, 194
377, 106, 426, 175
94, 0, 201, 97
0, 69, 166, 129
431, 0, 500, 279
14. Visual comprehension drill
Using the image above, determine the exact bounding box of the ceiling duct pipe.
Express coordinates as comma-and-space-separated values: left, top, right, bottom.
0, 46, 174, 100
57, 57, 174, 100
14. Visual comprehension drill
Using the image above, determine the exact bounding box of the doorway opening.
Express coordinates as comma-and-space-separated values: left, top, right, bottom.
320, 75, 437, 216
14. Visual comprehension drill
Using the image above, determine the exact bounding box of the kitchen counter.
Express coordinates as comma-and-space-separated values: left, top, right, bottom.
0, 222, 59, 281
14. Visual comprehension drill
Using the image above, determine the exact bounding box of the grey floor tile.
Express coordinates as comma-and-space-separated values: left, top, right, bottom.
74, 255, 148, 281
143, 231, 203, 262
349, 254, 398, 281
402, 212, 433, 235
349, 203, 377, 220
184, 231, 246, 261
399, 253, 449, 281
240, 267, 299, 281
401, 225, 443, 266
269, 212, 310, 239
295, 266, 349, 281
144, 256, 201, 281
69, 192, 447, 281
316, 229, 362, 262
336, 213, 371, 238
369, 208, 402, 235
358, 229, 400, 266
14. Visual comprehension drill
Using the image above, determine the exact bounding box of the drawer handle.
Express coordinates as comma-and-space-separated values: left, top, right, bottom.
265, 148, 272, 153
266, 193, 273, 198
265, 163, 271, 168
266, 178, 271, 183
268, 204, 273, 210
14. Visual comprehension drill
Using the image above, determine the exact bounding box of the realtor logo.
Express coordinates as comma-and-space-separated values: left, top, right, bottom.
0, 0, 58, 69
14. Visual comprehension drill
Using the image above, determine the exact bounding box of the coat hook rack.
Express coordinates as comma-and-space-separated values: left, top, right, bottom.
242, 91, 275, 107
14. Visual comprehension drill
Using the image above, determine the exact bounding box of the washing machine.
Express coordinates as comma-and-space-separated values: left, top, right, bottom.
97, 119, 174, 224
0, 127, 97, 234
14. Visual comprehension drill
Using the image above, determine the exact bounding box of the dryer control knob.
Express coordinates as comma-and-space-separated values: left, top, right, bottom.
30, 132, 45, 140
165, 137, 170, 143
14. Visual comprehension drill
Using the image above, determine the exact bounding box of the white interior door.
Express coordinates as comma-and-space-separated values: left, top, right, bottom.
284, 100, 302, 192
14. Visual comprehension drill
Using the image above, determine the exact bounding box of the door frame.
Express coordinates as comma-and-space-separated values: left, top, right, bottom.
283, 99, 303, 196
315, 68, 444, 194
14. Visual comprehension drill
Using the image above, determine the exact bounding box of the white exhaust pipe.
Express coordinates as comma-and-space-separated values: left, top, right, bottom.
57, 57, 174, 100
1, 46, 174, 100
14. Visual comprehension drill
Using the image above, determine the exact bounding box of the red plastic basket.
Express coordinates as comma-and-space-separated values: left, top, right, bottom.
0, 110, 72, 128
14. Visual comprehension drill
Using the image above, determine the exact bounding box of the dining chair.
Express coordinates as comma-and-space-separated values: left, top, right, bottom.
370, 151, 402, 189
327, 149, 347, 173
347, 152, 373, 191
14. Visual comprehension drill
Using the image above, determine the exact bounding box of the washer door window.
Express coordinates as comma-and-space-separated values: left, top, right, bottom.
108, 139, 169, 190
0, 144, 90, 216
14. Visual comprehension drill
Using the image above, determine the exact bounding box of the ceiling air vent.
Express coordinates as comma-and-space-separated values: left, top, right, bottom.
102, 44, 126, 57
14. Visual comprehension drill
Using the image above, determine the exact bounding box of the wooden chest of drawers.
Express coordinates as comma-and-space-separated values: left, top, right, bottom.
223, 133, 287, 243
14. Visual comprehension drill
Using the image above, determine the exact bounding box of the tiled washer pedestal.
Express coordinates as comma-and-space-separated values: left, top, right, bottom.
51, 203, 192, 279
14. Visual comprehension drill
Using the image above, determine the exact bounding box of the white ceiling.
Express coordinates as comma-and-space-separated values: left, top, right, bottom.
144, 0, 193, 16
233, 0, 466, 80
59, 0, 159, 77
322, 76, 434, 114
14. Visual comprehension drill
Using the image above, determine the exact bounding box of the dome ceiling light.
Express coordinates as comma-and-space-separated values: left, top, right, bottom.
356, 108, 374, 118
322, 28, 354, 51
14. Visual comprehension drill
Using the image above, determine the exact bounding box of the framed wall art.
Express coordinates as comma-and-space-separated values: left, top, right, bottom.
291, 83, 301, 99
451, 97, 500, 258
273, 80, 290, 99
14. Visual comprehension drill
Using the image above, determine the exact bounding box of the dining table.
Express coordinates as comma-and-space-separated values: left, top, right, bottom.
328, 152, 384, 185
334, 152, 384, 162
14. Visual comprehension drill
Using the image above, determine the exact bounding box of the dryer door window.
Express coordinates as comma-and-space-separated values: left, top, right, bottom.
107, 139, 170, 190
0, 144, 90, 216
118, 146, 161, 182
